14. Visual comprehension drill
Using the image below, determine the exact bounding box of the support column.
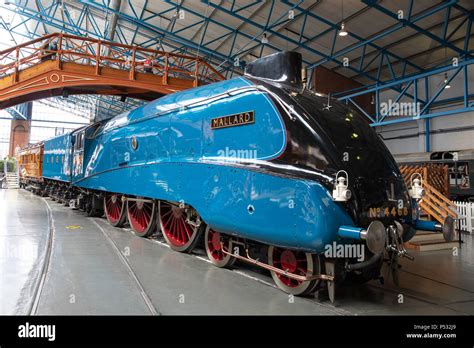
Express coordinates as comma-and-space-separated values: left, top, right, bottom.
8, 102, 33, 157
425, 118, 430, 152
424, 76, 430, 152
8, 119, 31, 156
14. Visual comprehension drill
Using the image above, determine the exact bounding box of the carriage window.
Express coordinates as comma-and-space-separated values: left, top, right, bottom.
75, 132, 85, 151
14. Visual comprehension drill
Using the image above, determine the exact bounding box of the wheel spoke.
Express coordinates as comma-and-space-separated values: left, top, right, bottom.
269, 246, 317, 295
160, 202, 202, 252
179, 218, 187, 242
161, 210, 172, 218
181, 218, 191, 240
127, 198, 156, 235
204, 228, 235, 266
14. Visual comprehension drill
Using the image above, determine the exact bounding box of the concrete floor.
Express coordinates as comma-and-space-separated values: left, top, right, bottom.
1, 189, 473, 315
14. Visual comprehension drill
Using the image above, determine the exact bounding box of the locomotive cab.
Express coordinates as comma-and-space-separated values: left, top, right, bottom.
72, 121, 108, 182
72, 128, 85, 180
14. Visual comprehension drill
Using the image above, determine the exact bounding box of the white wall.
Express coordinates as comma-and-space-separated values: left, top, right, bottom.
377, 113, 474, 155
375, 64, 474, 155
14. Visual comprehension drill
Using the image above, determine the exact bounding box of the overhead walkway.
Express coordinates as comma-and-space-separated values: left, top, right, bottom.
0, 33, 224, 109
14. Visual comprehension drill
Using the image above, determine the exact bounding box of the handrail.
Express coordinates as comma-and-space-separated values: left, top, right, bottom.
399, 164, 458, 223
423, 181, 456, 208
0, 32, 224, 86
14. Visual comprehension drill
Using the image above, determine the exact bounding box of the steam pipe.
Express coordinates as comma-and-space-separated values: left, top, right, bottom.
346, 252, 383, 271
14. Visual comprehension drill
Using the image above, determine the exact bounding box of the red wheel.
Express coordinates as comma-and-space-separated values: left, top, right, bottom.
127, 198, 157, 237
268, 245, 319, 295
104, 193, 126, 227
158, 201, 202, 253
204, 226, 236, 268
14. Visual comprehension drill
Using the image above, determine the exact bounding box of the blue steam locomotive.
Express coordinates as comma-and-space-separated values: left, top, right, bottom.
27, 52, 456, 300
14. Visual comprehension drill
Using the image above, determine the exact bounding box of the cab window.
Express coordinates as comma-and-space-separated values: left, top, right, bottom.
75, 132, 85, 151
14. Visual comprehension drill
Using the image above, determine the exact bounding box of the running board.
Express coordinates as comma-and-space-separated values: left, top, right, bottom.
220, 244, 334, 282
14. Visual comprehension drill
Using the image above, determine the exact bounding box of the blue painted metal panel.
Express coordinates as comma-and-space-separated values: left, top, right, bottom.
86, 77, 286, 176
75, 161, 353, 253
43, 132, 73, 182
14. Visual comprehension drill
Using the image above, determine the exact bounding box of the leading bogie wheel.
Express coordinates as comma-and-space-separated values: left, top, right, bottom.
127, 198, 157, 237
158, 201, 203, 253
267, 245, 320, 296
204, 226, 236, 268
104, 193, 126, 226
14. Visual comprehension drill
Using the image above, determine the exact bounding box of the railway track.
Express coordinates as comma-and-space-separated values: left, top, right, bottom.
102, 221, 468, 316
92, 219, 160, 315
29, 194, 160, 316
32, 194, 473, 316
398, 268, 474, 295
27, 197, 55, 315
91, 217, 351, 315
138, 228, 474, 315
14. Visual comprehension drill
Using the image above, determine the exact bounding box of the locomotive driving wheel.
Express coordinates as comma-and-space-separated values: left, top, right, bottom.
268, 246, 320, 296
204, 227, 236, 268
158, 201, 203, 253
104, 193, 127, 227
127, 198, 157, 237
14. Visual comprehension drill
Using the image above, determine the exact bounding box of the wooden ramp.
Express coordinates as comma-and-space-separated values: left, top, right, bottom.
0, 33, 224, 109
405, 231, 458, 251
399, 164, 459, 251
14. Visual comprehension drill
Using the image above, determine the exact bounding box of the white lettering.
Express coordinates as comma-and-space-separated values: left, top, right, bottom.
18, 323, 56, 342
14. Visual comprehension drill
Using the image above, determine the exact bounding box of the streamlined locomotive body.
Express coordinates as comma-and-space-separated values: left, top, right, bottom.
21, 52, 455, 299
